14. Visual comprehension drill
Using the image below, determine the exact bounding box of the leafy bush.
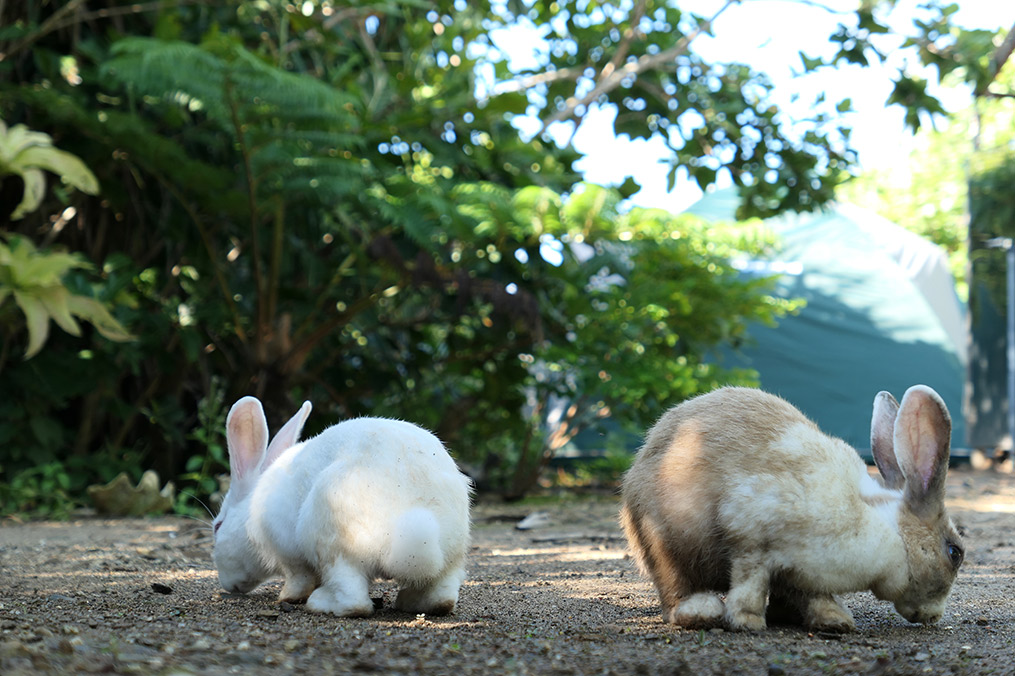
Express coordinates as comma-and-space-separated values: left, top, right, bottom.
0, 1, 822, 511
0, 461, 76, 519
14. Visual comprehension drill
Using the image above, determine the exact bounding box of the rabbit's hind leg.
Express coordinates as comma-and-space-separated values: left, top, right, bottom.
306, 558, 374, 617
395, 565, 465, 616
667, 592, 725, 629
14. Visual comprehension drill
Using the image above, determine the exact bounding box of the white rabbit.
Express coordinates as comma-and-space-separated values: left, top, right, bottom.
620, 385, 964, 632
212, 396, 473, 617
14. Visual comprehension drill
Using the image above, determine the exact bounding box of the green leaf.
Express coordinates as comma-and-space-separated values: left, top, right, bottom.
28, 416, 65, 450
857, 9, 890, 35
1, 236, 90, 287
483, 91, 529, 116
17, 146, 100, 195
12, 290, 50, 359
0, 122, 52, 161
12, 168, 45, 220
618, 177, 641, 199
37, 286, 82, 337
65, 295, 135, 343
1, 120, 100, 218
799, 51, 825, 71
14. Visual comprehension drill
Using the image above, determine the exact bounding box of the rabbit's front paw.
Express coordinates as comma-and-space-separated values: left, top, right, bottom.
725, 608, 767, 631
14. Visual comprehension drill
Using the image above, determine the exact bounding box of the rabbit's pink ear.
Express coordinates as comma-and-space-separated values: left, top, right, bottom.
226, 397, 269, 484
893, 385, 952, 515
871, 391, 904, 489
264, 401, 312, 469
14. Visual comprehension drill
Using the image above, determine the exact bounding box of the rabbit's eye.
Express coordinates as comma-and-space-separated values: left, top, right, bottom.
213, 520, 222, 536
946, 542, 963, 568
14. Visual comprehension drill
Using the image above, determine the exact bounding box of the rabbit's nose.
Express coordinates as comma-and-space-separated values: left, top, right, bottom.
220, 577, 258, 594
905, 609, 942, 625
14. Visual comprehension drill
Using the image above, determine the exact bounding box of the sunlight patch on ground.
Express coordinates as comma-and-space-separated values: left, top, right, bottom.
24, 567, 217, 583
486, 546, 626, 563
553, 550, 627, 563
948, 497, 1015, 514
487, 546, 569, 557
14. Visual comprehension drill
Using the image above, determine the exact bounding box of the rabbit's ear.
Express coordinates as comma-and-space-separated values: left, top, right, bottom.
871, 391, 904, 489
264, 400, 312, 469
893, 385, 952, 516
226, 397, 270, 484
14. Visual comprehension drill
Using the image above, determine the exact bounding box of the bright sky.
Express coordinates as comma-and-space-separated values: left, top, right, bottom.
500, 0, 1015, 212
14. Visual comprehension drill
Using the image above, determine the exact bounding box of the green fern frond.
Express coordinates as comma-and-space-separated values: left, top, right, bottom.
102, 37, 362, 208
104, 38, 356, 131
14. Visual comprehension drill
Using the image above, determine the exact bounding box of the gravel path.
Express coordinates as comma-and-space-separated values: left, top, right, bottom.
2, 466, 1014, 675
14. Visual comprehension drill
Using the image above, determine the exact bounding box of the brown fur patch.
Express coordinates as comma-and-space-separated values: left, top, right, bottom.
621, 388, 810, 607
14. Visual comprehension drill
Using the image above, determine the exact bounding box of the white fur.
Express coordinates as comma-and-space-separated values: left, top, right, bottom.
717, 423, 909, 596
212, 398, 473, 617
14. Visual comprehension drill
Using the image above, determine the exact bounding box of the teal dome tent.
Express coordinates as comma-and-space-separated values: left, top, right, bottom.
688, 188, 967, 458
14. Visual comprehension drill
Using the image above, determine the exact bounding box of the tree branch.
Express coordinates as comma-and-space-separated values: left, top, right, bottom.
487, 0, 645, 101
980, 89, 1015, 100
151, 174, 247, 342
281, 290, 381, 375
490, 0, 648, 100
538, 0, 737, 133
0, 0, 205, 62
0, 0, 85, 62
492, 66, 585, 98
268, 197, 284, 339
978, 22, 1015, 96
223, 74, 266, 350
598, 0, 648, 85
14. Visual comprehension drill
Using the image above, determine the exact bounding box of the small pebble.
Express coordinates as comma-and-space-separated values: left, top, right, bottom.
151, 583, 173, 595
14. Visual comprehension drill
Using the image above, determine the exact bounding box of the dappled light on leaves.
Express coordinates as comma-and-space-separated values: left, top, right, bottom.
0, 0, 1003, 512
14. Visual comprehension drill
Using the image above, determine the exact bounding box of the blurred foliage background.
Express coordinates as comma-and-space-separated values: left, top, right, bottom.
0, 0, 1011, 516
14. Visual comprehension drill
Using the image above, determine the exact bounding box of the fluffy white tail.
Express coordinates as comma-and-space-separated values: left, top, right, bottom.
386, 507, 445, 582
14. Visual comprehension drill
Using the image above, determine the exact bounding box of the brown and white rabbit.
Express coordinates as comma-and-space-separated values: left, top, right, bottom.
620, 385, 964, 632
212, 396, 473, 617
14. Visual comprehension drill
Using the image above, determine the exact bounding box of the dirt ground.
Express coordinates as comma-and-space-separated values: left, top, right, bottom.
2, 465, 1015, 675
